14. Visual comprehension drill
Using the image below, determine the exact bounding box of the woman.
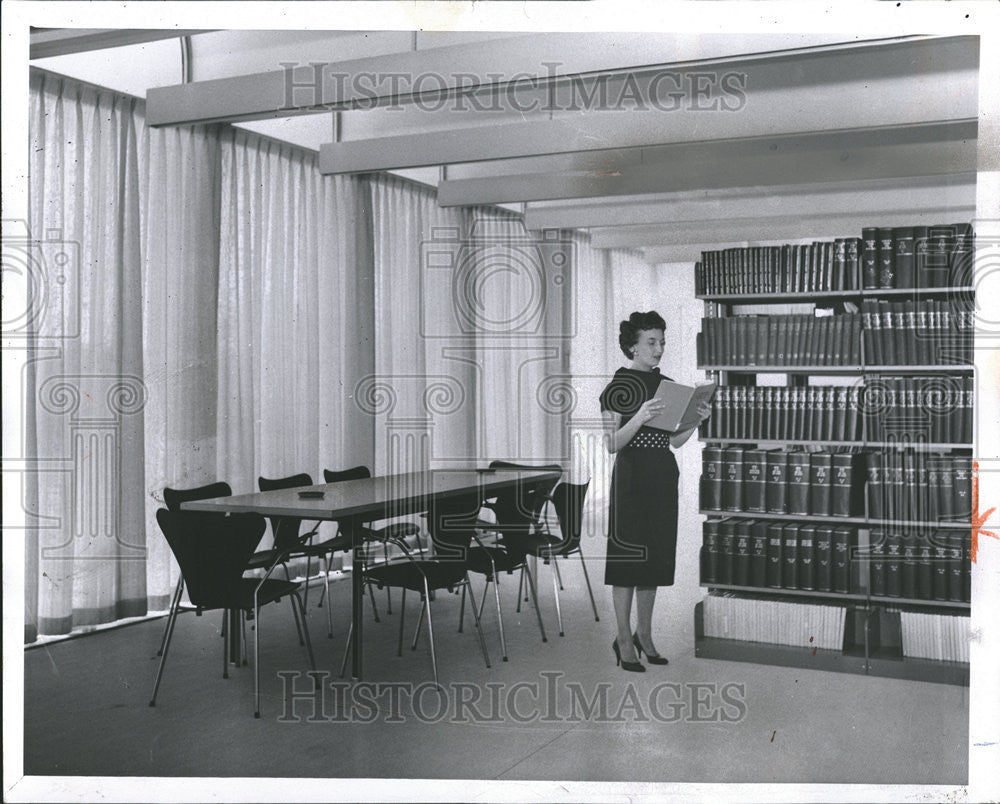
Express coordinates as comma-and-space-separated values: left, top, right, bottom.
599, 311, 712, 672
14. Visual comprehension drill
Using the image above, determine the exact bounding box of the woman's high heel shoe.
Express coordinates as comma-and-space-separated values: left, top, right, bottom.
613, 638, 645, 672
633, 632, 669, 665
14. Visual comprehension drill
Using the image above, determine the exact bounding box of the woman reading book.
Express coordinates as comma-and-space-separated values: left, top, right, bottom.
599, 311, 713, 672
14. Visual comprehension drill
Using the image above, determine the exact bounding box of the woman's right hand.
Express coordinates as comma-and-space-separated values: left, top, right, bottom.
635, 398, 665, 424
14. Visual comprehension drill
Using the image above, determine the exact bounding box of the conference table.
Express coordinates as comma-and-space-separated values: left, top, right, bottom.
181, 467, 561, 679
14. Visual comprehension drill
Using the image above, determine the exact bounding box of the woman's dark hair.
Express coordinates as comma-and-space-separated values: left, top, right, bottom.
618, 310, 666, 358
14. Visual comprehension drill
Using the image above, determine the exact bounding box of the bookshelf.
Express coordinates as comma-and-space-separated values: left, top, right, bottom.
693, 227, 974, 686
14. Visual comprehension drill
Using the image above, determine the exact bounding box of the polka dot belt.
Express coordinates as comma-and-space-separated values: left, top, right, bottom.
628, 429, 672, 449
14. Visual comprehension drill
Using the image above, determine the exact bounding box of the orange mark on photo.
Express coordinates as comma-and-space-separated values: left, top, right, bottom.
971, 461, 998, 563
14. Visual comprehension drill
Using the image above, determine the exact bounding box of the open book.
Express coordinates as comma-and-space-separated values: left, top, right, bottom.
645, 380, 717, 432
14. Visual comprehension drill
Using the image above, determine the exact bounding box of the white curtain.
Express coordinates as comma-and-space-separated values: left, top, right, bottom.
141, 122, 223, 610
467, 208, 571, 466
25, 72, 148, 639
367, 175, 474, 484
215, 129, 374, 499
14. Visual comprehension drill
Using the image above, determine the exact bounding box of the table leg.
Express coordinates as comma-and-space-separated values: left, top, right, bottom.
350, 518, 363, 680
229, 608, 241, 667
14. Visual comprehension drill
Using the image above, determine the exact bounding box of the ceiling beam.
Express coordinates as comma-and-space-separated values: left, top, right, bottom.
590, 207, 977, 250
437, 120, 978, 206
146, 32, 950, 127
524, 174, 978, 230
318, 37, 976, 175
30, 29, 210, 61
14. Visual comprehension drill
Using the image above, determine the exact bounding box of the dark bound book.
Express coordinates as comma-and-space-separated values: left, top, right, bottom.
877, 227, 896, 289
916, 538, 933, 600
901, 533, 917, 599
845, 237, 861, 289
718, 519, 736, 585
809, 452, 833, 516
953, 457, 972, 520
722, 448, 744, 511
750, 521, 769, 587
766, 449, 789, 514
831, 452, 864, 516
884, 531, 902, 597
782, 523, 799, 590
766, 522, 784, 588
701, 520, 720, 584
743, 449, 767, 513
869, 529, 886, 597
932, 532, 949, 601
951, 222, 974, 287
947, 532, 964, 603
893, 227, 915, 289
832, 525, 853, 594
799, 524, 817, 591
867, 452, 884, 520
787, 452, 811, 515
815, 525, 834, 592
913, 225, 930, 288
701, 445, 723, 511
862, 227, 879, 289
733, 519, 752, 587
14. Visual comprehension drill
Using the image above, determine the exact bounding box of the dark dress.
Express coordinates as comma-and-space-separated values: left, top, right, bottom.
599, 367, 680, 587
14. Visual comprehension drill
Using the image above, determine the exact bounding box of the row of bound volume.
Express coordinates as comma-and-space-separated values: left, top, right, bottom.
866, 529, 970, 603
861, 299, 974, 366
697, 313, 861, 367
701, 519, 859, 594
862, 223, 973, 290
866, 452, 972, 523
701, 446, 865, 517
701, 380, 974, 444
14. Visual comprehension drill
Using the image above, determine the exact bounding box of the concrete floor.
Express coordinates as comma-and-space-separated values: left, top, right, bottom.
22, 557, 968, 786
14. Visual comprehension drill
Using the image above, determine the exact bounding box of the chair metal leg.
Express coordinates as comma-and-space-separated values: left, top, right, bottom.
397, 588, 407, 657
411, 598, 425, 651
149, 580, 183, 707
523, 564, 548, 643
303, 555, 312, 608
457, 582, 466, 633
222, 609, 230, 679
553, 556, 564, 591
293, 591, 316, 672
323, 555, 334, 638
241, 611, 249, 666
464, 575, 491, 668
157, 576, 184, 656
253, 600, 261, 718
550, 556, 565, 637
490, 574, 508, 661
289, 593, 305, 647
577, 547, 600, 621
516, 565, 525, 612
383, 541, 392, 615
339, 623, 353, 678
422, 582, 440, 690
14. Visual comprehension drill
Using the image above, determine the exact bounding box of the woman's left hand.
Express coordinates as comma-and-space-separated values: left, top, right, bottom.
697, 401, 713, 421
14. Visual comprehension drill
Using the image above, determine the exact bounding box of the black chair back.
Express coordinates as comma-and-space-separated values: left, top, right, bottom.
488, 461, 561, 523
155, 509, 266, 609
258, 473, 313, 550
549, 480, 590, 556
426, 491, 481, 562
323, 466, 371, 484
163, 482, 232, 512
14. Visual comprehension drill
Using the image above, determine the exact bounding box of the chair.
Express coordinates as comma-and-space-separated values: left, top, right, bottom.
322, 466, 423, 619
157, 482, 234, 658
256, 473, 349, 638
340, 491, 491, 688
523, 480, 600, 636
466, 462, 562, 660
149, 508, 315, 718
